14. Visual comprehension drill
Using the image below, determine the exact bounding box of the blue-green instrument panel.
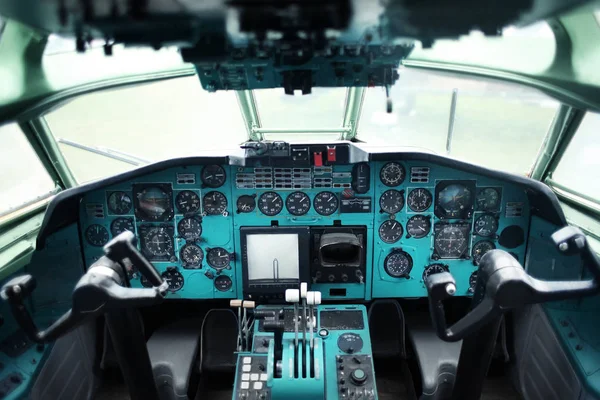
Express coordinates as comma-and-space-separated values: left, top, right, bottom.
79, 149, 530, 301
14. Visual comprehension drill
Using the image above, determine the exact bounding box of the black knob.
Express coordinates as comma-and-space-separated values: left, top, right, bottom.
350, 368, 368, 386
340, 378, 346, 385
340, 387, 347, 394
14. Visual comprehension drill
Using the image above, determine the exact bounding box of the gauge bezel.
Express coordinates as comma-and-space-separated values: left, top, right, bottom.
201, 164, 226, 188
132, 183, 174, 222
110, 217, 135, 237
107, 191, 133, 215
85, 224, 109, 247
434, 180, 475, 220
214, 275, 233, 292
407, 188, 433, 212
285, 191, 311, 216
313, 191, 339, 216
161, 269, 184, 292
258, 191, 284, 216
422, 263, 449, 282
180, 243, 204, 269
177, 217, 202, 241
471, 240, 496, 265
476, 187, 502, 212
379, 189, 404, 214
175, 190, 201, 214
236, 195, 256, 213
383, 250, 413, 278
406, 215, 431, 239
433, 222, 471, 259
380, 162, 406, 187
378, 220, 404, 244
473, 213, 499, 237
138, 225, 175, 261
202, 191, 228, 215
207, 247, 231, 270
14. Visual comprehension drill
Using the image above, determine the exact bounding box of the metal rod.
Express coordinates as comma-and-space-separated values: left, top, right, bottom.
251, 127, 352, 134
236, 90, 263, 141
56, 138, 149, 166
446, 88, 458, 155
341, 87, 366, 140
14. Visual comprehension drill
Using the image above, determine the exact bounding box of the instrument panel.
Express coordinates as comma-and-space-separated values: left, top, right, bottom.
78, 144, 530, 301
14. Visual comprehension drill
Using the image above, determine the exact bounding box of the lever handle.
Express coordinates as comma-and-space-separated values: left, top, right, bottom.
104, 231, 163, 287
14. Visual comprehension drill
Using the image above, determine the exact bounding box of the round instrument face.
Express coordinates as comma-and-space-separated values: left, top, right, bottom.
107, 191, 132, 215
384, 250, 413, 278
162, 269, 184, 292
175, 190, 201, 214
180, 244, 204, 268
476, 188, 501, 211
85, 224, 109, 246
258, 192, 283, 216
137, 187, 172, 220
110, 217, 134, 237
207, 247, 230, 269
471, 240, 496, 265
380, 162, 406, 187
140, 275, 152, 288
236, 195, 256, 213
434, 225, 469, 258
469, 271, 478, 294
203, 191, 228, 215
313, 191, 339, 216
379, 189, 404, 214
474, 214, 498, 237
142, 227, 174, 257
177, 217, 202, 241
423, 263, 449, 282
214, 275, 233, 292
378, 220, 403, 244
337, 333, 364, 354
286, 191, 311, 216
436, 184, 472, 218
406, 215, 431, 239
201, 165, 226, 188
407, 188, 432, 212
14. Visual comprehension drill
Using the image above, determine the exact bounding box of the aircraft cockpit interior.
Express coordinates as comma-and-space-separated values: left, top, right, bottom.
0, 1, 600, 400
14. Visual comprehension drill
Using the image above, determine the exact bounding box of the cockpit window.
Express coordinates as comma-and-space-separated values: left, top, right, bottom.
45, 76, 246, 183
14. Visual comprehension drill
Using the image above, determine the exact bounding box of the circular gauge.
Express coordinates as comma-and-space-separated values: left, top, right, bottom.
236, 195, 256, 213
474, 214, 499, 237
436, 184, 473, 218
177, 217, 202, 241
313, 191, 339, 216
162, 269, 184, 292
469, 271, 478, 294
140, 274, 152, 288
201, 165, 226, 188
286, 192, 311, 216
176, 190, 201, 214
434, 225, 469, 259
423, 263, 449, 282
207, 247, 231, 270
203, 191, 228, 215
258, 192, 284, 216
107, 191, 132, 215
407, 188, 432, 212
110, 217, 134, 237
180, 244, 204, 268
337, 333, 364, 354
214, 275, 233, 292
380, 162, 406, 187
136, 186, 173, 221
378, 220, 403, 244
472, 240, 496, 265
476, 188, 501, 211
85, 224, 109, 247
406, 215, 431, 239
379, 189, 404, 214
384, 250, 413, 278
142, 227, 174, 257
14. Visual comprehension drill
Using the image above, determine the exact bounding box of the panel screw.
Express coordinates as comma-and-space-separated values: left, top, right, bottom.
445, 283, 456, 296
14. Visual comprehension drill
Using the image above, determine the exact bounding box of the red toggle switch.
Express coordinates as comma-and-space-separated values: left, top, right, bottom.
327, 146, 337, 162
314, 152, 323, 167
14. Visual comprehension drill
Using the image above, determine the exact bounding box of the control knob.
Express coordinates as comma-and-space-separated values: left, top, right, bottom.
350, 368, 368, 386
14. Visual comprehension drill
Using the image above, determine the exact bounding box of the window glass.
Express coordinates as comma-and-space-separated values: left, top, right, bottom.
45, 76, 246, 183
359, 68, 559, 175
552, 111, 600, 200
0, 123, 57, 217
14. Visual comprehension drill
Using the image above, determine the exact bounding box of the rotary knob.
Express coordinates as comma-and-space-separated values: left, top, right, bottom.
350, 368, 368, 386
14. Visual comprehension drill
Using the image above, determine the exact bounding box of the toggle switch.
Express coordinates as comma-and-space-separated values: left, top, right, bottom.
314, 152, 323, 167
327, 146, 337, 162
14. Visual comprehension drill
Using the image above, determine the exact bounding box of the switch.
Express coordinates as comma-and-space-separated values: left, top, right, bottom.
327, 146, 337, 162
314, 152, 323, 167
350, 368, 368, 386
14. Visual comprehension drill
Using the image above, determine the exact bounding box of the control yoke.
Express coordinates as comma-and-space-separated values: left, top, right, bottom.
0, 231, 169, 344
426, 226, 600, 342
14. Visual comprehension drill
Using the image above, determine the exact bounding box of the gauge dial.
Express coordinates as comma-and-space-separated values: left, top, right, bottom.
207, 247, 231, 270
141, 227, 174, 258
379, 189, 404, 214
135, 186, 173, 221
162, 268, 184, 292
107, 191, 132, 215
434, 224, 469, 259
201, 165, 226, 188
423, 264, 449, 282
435, 183, 473, 219
469, 271, 478, 294
379, 220, 404, 244
176, 190, 201, 214
180, 244, 204, 268
474, 214, 499, 237
406, 215, 431, 239
236, 195, 256, 213
472, 240, 496, 265
85, 224, 109, 246
258, 192, 284, 216
203, 191, 228, 215
407, 188, 432, 212
384, 250, 413, 278
313, 191, 339, 216
380, 162, 406, 187
110, 217, 134, 237
214, 275, 233, 292
286, 192, 311, 216
476, 188, 501, 211
178, 217, 202, 241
